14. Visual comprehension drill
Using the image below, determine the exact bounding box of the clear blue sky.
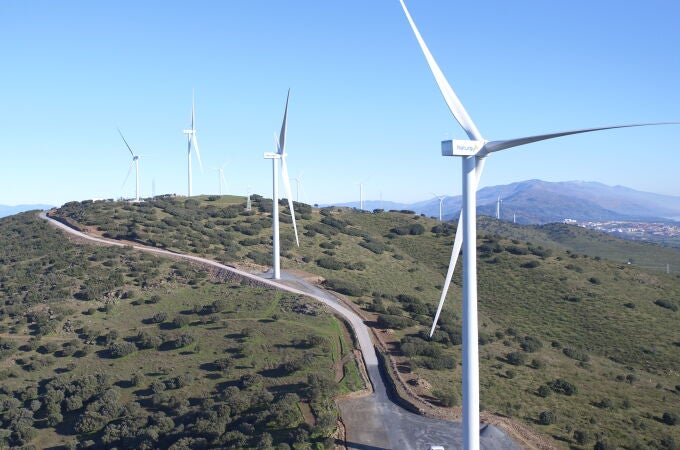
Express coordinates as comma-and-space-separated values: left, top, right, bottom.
2, 1, 679, 207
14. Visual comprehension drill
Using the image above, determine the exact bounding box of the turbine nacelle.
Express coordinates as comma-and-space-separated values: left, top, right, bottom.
183, 129, 194, 135
441, 139, 487, 157
263, 152, 281, 160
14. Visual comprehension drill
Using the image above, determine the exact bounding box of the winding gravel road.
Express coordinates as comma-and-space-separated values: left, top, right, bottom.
41, 211, 520, 450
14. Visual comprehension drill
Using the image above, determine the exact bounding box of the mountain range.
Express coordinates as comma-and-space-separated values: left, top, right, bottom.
329, 180, 680, 224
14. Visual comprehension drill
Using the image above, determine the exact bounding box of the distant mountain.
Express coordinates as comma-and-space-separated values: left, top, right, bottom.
0, 204, 53, 218
327, 180, 680, 224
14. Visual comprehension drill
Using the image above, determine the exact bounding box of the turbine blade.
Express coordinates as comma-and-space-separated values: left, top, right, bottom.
121, 160, 135, 189
192, 134, 203, 172
429, 210, 463, 337
280, 155, 299, 247
429, 157, 487, 337
220, 172, 227, 191
277, 89, 290, 155
399, 0, 483, 141
117, 128, 135, 157
191, 90, 195, 131
482, 122, 680, 155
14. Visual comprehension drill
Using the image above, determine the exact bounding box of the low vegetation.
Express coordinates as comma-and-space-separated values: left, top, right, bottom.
0, 210, 360, 448
30, 196, 680, 448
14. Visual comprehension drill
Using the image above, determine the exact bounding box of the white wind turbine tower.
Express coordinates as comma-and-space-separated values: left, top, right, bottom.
357, 182, 364, 210
399, 1, 679, 448
433, 193, 448, 222
183, 92, 203, 197
264, 90, 300, 280
496, 194, 502, 220
294, 172, 304, 203
118, 128, 141, 202
211, 164, 228, 195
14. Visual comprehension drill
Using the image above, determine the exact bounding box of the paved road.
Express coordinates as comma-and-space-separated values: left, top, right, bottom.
41, 212, 521, 450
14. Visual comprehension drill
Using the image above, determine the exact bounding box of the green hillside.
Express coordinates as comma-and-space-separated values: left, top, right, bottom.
20, 196, 680, 448
479, 217, 680, 271
0, 211, 360, 449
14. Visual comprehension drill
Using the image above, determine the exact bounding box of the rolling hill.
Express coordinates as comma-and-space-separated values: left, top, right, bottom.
41, 195, 680, 449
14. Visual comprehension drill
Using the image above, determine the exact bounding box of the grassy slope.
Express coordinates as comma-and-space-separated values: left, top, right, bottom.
52, 197, 680, 449
0, 211, 360, 449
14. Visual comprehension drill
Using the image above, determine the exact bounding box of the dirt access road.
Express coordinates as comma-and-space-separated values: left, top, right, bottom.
41, 211, 521, 450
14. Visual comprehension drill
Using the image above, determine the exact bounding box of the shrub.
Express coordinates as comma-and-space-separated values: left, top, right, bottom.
588, 277, 602, 285
150, 312, 168, 324
359, 239, 386, 254
422, 355, 456, 370
548, 378, 577, 396
323, 279, 365, 297
537, 385, 551, 398
594, 440, 613, 450
662, 411, 678, 425
173, 315, 191, 328
573, 429, 591, 445
655, 299, 678, 312
563, 347, 590, 362
538, 411, 557, 425
316, 257, 346, 270
522, 260, 540, 269
109, 341, 136, 358
506, 352, 526, 366
377, 314, 413, 330
531, 359, 545, 370
433, 389, 458, 407
519, 336, 543, 353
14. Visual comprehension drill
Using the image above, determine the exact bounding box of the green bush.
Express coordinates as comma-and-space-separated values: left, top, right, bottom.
655, 299, 678, 312
662, 411, 678, 425
563, 347, 590, 362
538, 410, 557, 425
548, 378, 578, 396
322, 279, 365, 297
316, 257, 346, 270
506, 352, 526, 366
108, 341, 136, 358
377, 314, 413, 330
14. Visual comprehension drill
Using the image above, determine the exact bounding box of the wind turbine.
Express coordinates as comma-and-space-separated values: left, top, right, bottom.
263, 90, 300, 280
183, 91, 203, 197
433, 193, 448, 222
358, 183, 364, 210
211, 164, 228, 195
118, 128, 141, 202
496, 194, 502, 220
399, 1, 679, 448
294, 172, 304, 203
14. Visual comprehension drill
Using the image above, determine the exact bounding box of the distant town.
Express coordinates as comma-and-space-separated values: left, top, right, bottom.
564, 219, 680, 241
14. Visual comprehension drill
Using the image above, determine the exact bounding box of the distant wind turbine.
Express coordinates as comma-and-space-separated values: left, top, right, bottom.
433, 193, 448, 222
358, 183, 363, 210
263, 90, 300, 280
183, 91, 203, 197
399, 1, 680, 449
496, 194, 502, 220
294, 172, 304, 203
211, 164, 228, 195
118, 128, 141, 202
